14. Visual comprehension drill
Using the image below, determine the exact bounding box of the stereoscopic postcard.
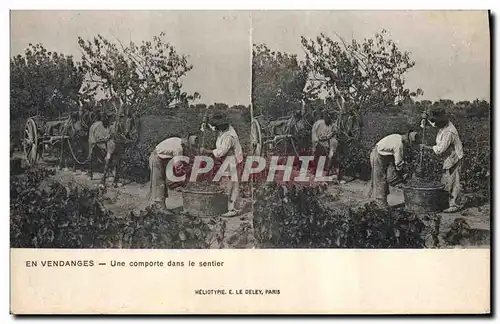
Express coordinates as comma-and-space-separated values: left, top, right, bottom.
9, 9, 491, 314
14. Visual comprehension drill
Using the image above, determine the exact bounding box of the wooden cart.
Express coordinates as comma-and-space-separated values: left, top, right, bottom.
22, 112, 97, 167
250, 114, 309, 157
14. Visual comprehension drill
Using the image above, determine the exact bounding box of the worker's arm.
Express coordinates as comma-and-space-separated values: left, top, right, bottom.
393, 144, 405, 171
311, 122, 320, 152
311, 121, 319, 142
317, 123, 334, 141
432, 131, 453, 155
311, 141, 318, 153
103, 127, 112, 142
171, 147, 184, 171
199, 147, 213, 155
212, 135, 235, 158
328, 137, 338, 159
318, 131, 334, 141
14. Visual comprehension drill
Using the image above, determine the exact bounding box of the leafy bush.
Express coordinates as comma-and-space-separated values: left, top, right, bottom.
253, 182, 440, 248
10, 167, 227, 248
122, 207, 227, 249
339, 138, 371, 180
442, 218, 490, 246
121, 141, 155, 183
462, 147, 490, 194
10, 44, 83, 122
339, 112, 490, 196
10, 167, 117, 248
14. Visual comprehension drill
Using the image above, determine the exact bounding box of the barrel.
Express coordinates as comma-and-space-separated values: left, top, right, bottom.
401, 182, 446, 213
181, 188, 228, 218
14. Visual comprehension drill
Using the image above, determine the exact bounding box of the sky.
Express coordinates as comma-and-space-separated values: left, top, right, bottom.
252, 10, 490, 102
10, 10, 253, 106
10, 10, 490, 105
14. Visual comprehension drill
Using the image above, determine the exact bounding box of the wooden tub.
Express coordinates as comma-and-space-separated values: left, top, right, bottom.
181, 187, 228, 218
401, 181, 446, 213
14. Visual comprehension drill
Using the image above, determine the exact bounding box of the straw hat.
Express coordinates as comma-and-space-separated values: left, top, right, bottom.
211, 113, 229, 126
428, 107, 449, 124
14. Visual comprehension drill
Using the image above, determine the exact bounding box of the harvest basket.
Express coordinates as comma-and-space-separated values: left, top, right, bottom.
401, 180, 446, 213
181, 186, 227, 218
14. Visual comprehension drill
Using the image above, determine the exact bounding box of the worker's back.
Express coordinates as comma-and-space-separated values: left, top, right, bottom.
376, 134, 403, 153
155, 137, 183, 159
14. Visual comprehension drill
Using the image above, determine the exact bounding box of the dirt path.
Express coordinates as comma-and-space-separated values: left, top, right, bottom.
50, 167, 255, 248
19, 148, 489, 249
53, 169, 151, 216
54, 168, 489, 247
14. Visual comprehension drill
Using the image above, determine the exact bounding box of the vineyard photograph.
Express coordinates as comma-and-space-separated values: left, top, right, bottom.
10, 10, 491, 250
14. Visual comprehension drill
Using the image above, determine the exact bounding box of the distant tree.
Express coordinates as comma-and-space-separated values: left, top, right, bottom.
411, 100, 426, 115
301, 30, 423, 137
78, 32, 200, 117
208, 102, 230, 112
420, 100, 432, 107
439, 99, 455, 107
466, 99, 490, 118
10, 43, 85, 120
230, 104, 248, 110
194, 103, 207, 110
252, 44, 312, 118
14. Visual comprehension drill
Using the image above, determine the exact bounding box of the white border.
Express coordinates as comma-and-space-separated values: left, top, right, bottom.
3, 1, 498, 10
3, 1, 497, 322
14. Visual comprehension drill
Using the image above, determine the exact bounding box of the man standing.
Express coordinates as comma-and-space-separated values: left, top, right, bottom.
366, 130, 420, 209
200, 113, 244, 217
420, 108, 464, 213
148, 135, 197, 210
311, 111, 340, 179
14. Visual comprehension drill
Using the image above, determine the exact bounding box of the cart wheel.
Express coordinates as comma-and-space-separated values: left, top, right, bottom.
250, 119, 262, 156
23, 118, 39, 165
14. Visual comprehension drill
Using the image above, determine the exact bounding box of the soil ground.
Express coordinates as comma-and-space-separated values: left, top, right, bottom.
326, 178, 490, 247
15, 152, 490, 248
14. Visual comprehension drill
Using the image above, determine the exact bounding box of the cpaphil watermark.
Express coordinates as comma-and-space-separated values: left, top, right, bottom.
165, 155, 336, 183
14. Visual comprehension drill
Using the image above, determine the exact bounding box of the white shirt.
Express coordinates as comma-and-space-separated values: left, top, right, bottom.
432, 122, 463, 169
89, 121, 111, 143
311, 119, 337, 158
375, 134, 405, 171
213, 126, 243, 163
155, 137, 183, 160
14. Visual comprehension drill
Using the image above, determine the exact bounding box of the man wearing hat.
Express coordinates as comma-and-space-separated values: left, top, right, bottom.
366, 130, 420, 209
200, 113, 244, 217
148, 134, 198, 210
420, 108, 464, 213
